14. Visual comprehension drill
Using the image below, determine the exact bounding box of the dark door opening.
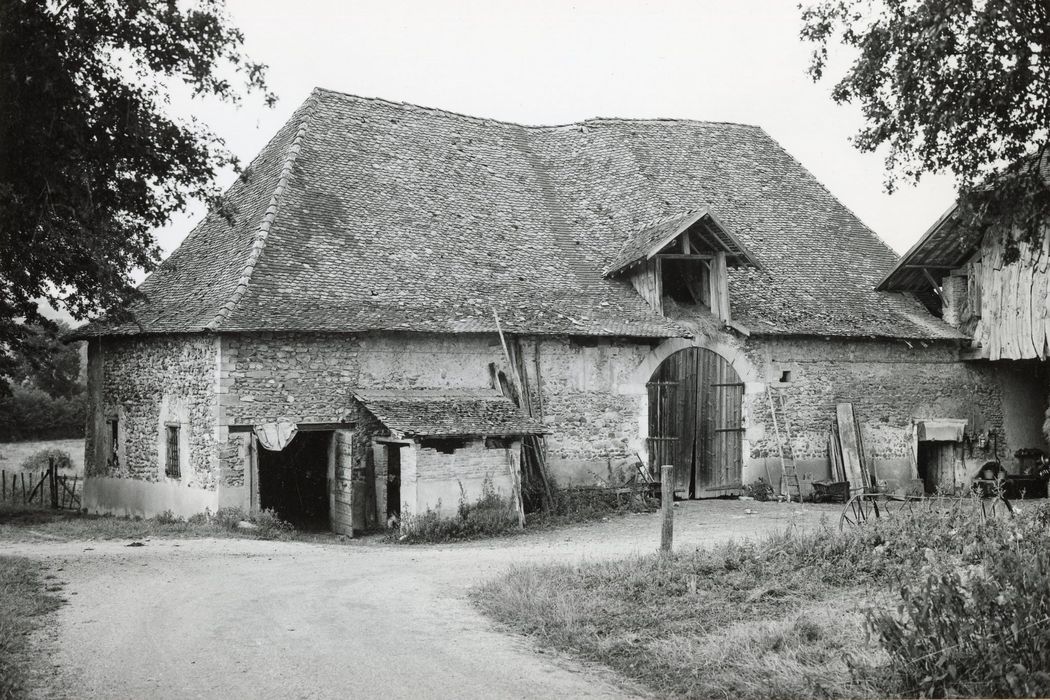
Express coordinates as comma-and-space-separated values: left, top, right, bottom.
917, 441, 956, 495
258, 431, 331, 530
647, 347, 744, 498
386, 444, 402, 521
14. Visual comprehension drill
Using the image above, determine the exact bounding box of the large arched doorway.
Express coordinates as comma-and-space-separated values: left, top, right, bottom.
647, 347, 744, 498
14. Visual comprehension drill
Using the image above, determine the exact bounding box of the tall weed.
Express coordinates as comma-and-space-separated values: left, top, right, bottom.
396, 478, 519, 543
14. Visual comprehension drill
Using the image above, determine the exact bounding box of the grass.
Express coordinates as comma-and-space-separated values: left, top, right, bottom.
0, 504, 295, 543
0, 556, 64, 699
526, 485, 658, 529
473, 500, 1050, 699
473, 526, 894, 699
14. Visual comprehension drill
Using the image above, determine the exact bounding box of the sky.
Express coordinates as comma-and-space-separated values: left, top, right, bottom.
158, 0, 958, 266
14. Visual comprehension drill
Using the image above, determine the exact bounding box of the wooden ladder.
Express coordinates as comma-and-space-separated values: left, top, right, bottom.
767, 388, 802, 502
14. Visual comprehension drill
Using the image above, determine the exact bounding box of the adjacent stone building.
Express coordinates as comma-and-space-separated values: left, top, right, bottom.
73, 88, 1048, 533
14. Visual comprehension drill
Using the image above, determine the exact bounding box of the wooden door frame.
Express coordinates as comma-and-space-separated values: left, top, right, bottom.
647, 347, 744, 498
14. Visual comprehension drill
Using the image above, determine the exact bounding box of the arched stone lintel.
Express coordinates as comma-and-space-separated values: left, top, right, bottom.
623, 335, 762, 396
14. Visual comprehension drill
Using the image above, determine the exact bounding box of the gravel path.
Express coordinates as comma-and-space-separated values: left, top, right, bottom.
5, 500, 840, 699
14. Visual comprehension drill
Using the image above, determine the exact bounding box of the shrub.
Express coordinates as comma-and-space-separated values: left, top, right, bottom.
19, 447, 73, 472
182, 506, 292, 539
213, 506, 246, 530
868, 504, 1050, 698
155, 509, 184, 525
529, 484, 658, 527
397, 479, 520, 543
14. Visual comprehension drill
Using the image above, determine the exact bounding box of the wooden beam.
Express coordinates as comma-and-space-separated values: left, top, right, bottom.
922, 267, 946, 303
655, 253, 714, 261
228, 422, 355, 433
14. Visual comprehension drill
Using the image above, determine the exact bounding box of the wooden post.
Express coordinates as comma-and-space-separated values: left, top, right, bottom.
49, 459, 59, 509
661, 464, 674, 553
21, 473, 26, 502
1, 469, 5, 501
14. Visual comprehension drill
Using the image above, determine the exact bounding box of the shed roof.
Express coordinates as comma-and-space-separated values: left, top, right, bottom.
876, 206, 983, 292
74, 88, 961, 341
351, 389, 545, 437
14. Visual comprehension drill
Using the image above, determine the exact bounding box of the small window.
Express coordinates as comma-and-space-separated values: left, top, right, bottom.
779, 370, 792, 383
165, 425, 181, 478
107, 418, 119, 465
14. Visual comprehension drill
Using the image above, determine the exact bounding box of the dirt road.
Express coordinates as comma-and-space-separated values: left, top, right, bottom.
6, 501, 839, 699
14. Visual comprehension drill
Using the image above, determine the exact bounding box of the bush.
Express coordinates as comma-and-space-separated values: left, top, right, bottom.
179, 506, 292, 539
867, 503, 1050, 698
528, 484, 658, 527
155, 509, 183, 525
396, 479, 520, 543
19, 447, 74, 472
0, 385, 84, 441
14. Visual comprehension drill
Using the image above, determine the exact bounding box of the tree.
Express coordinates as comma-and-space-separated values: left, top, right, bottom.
9, 321, 82, 399
800, 0, 1050, 252
0, 0, 273, 390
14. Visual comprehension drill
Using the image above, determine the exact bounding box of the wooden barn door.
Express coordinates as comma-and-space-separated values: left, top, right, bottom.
329, 430, 355, 536
647, 348, 743, 497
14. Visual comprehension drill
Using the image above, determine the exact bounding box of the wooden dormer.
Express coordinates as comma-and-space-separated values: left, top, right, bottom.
604, 209, 761, 321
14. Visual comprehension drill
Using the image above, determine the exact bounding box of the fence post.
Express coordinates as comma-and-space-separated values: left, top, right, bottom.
49, 458, 59, 509
661, 464, 674, 553
1, 469, 5, 501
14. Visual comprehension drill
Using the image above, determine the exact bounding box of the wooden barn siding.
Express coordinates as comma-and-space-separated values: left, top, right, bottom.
628, 259, 662, 313
970, 228, 1050, 360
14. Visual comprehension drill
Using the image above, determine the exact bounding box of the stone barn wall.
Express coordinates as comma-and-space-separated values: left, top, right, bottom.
83, 335, 220, 517
741, 337, 1039, 493
83, 328, 1043, 520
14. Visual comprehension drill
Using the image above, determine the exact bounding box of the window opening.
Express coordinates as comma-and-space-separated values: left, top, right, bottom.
420, 437, 469, 454
165, 425, 181, 478
661, 258, 710, 307
779, 370, 792, 383
107, 418, 119, 466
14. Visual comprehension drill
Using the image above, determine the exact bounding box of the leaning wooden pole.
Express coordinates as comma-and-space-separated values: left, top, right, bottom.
661, 464, 674, 553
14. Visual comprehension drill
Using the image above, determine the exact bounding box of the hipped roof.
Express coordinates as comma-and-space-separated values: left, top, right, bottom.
74, 88, 961, 341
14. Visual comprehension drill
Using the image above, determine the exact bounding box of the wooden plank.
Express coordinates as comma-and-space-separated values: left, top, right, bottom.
836, 403, 866, 495
329, 429, 354, 536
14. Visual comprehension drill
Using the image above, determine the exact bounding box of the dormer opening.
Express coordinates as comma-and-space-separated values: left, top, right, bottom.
662, 257, 710, 307
604, 208, 761, 325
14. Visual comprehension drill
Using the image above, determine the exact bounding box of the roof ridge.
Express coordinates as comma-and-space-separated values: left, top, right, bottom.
311, 87, 762, 132
205, 97, 315, 331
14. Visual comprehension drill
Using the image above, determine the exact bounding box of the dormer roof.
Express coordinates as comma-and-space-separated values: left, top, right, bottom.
604, 208, 762, 277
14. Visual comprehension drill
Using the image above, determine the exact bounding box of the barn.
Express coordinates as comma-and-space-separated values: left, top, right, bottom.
72, 88, 1046, 533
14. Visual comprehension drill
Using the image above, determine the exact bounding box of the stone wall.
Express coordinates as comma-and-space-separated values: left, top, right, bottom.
86, 335, 218, 487
741, 336, 1034, 490
87, 327, 1045, 518
521, 337, 652, 485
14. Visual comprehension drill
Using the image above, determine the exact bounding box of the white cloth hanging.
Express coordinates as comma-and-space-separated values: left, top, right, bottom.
254, 419, 298, 451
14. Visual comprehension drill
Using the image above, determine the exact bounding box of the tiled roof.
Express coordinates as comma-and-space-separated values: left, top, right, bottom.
75, 88, 963, 341
606, 209, 760, 276
351, 389, 545, 437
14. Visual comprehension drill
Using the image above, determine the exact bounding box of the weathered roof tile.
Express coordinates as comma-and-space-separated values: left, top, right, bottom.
75, 88, 961, 341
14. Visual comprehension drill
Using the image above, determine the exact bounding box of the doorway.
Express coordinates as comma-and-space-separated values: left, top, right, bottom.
258, 431, 331, 529
647, 347, 744, 497
917, 441, 957, 495
385, 443, 402, 522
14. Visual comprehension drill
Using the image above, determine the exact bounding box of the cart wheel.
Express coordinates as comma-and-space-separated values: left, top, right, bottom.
839, 494, 879, 530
